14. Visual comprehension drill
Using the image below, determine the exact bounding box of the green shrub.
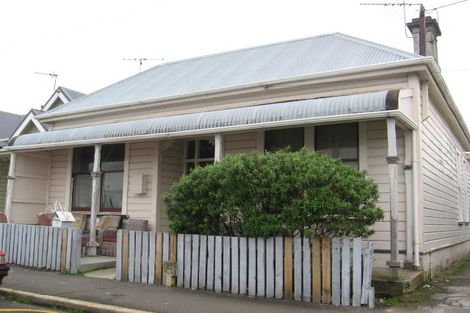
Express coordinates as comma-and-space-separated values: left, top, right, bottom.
163, 149, 383, 238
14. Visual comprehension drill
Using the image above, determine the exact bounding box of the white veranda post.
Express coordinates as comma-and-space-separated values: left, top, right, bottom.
87, 144, 102, 256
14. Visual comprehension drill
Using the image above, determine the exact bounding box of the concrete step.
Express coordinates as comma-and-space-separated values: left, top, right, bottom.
84, 267, 116, 280
80, 256, 116, 273
372, 267, 424, 296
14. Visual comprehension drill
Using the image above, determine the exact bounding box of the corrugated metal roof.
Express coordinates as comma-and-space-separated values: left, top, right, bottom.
14, 91, 389, 147
59, 87, 85, 101
0, 111, 23, 139
45, 33, 419, 116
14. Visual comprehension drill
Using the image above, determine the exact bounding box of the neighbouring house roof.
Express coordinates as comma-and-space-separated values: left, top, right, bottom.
11, 91, 395, 149
0, 111, 24, 148
59, 87, 86, 101
42, 33, 420, 117
42, 86, 86, 112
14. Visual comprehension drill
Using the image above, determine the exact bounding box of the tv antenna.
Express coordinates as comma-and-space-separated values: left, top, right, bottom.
360, 0, 468, 38
123, 58, 164, 73
34, 72, 58, 90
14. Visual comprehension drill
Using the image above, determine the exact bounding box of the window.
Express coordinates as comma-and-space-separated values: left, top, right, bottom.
185, 139, 214, 174
72, 146, 94, 211
265, 128, 304, 152
100, 144, 125, 212
72, 144, 125, 212
315, 123, 359, 168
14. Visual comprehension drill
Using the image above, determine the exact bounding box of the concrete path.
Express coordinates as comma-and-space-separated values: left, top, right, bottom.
413, 259, 470, 313
1, 266, 359, 313
2, 259, 470, 313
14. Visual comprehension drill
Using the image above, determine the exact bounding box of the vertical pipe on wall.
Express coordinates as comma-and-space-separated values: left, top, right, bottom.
412, 129, 421, 268
386, 118, 400, 278
4, 152, 16, 222
87, 144, 102, 256
404, 131, 414, 267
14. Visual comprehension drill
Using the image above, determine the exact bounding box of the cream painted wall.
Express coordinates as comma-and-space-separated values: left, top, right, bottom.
365, 120, 407, 265
10, 152, 50, 224
126, 140, 158, 230
157, 140, 184, 232
420, 99, 470, 253
47, 149, 70, 209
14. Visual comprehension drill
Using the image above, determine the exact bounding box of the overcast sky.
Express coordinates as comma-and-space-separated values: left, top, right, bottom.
0, 0, 468, 126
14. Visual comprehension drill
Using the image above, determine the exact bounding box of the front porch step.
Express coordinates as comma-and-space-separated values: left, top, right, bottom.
372, 267, 424, 296
80, 256, 116, 273
84, 267, 116, 280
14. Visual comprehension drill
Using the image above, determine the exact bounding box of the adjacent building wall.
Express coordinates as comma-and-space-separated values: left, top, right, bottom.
10, 152, 50, 224
420, 99, 470, 271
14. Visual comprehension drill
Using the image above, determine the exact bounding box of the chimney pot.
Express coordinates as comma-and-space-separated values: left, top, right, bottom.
406, 15, 442, 64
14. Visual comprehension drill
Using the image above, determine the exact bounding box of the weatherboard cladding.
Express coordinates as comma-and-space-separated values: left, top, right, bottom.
14, 91, 389, 147
45, 33, 420, 116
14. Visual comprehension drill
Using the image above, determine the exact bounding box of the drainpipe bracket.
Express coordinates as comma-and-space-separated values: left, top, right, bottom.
386, 260, 402, 268
386, 156, 399, 164
403, 164, 412, 170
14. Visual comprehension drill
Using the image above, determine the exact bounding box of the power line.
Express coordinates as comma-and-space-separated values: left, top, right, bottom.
426, 0, 468, 12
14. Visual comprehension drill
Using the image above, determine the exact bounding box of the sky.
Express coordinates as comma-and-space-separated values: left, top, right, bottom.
0, 0, 469, 126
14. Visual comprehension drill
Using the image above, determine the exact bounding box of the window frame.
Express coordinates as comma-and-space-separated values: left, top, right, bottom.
184, 138, 215, 174
314, 122, 359, 169
264, 127, 305, 153
71, 144, 125, 213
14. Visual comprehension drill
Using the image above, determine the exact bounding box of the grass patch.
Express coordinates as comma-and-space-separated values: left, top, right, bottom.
447, 257, 470, 276
60, 270, 84, 276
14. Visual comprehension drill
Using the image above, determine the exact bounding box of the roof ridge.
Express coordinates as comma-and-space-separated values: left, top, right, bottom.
334, 33, 421, 59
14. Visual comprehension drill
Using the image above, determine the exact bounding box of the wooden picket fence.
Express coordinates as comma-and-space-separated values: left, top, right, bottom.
116, 231, 375, 307
0, 223, 82, 274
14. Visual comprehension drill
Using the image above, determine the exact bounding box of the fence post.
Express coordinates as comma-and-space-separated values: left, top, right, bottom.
321, 238, 331, 304
284, 237, 293, 300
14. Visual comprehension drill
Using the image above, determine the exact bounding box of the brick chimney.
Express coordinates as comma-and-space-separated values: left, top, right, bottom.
406, 5, 442, 63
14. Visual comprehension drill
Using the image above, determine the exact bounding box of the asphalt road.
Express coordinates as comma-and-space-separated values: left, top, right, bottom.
0, 297, 67, 313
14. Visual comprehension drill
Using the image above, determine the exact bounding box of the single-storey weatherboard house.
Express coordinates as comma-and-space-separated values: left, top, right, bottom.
3, 26, 470, 274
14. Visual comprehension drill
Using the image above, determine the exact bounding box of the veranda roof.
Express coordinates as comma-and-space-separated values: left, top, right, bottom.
11, 90, 397, 149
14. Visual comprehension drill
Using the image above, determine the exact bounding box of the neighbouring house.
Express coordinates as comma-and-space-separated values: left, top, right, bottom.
0, 87, 85, 213
0, 111, 24, 212
3, 17, 470, 275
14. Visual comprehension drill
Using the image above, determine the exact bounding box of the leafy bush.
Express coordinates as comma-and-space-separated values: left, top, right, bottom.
163, 149, 383, 238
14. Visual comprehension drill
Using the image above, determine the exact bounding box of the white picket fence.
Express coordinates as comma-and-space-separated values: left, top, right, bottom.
116, 231, 375, 307
0, 223, 82, 274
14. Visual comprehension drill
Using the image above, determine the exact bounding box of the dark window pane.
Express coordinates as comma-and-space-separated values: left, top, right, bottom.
101, 144, 125, 171
198, 139, 214, 158
265, 128, 304, 152
72, 146, 94, 174
186, 141, 195, 159
72, 174, 92, 210
315, 123, 358, 168
101, 172, 123, 211
186, 162, 195, 174
198, 161, 213, 168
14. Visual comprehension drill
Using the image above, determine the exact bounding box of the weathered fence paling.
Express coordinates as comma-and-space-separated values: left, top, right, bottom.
0, 223, 81, 274
116, 231, 375, 308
